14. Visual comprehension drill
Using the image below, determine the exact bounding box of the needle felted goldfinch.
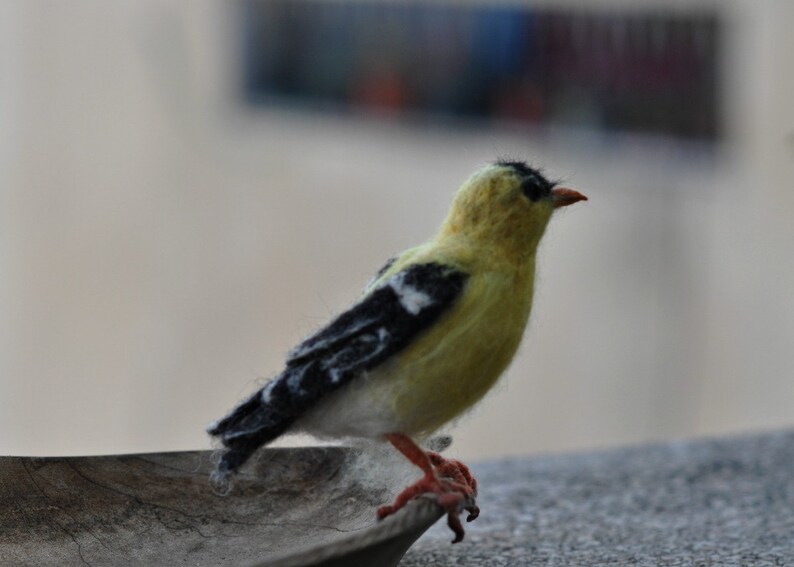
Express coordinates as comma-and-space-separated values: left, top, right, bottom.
208, 160, 586, 542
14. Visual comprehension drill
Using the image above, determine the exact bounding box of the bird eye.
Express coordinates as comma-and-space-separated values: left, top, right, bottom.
521, 177, 549, 202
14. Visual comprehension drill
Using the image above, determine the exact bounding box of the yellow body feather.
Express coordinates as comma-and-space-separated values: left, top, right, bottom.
357, 164, 555, 436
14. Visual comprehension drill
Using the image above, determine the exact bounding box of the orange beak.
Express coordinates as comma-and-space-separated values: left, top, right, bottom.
551, 187, 588, 209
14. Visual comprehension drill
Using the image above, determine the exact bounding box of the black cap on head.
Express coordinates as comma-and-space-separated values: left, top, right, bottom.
495, 159, 554, 202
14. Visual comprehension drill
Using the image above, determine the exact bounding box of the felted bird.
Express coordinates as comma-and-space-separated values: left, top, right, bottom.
207, 160, 587, 542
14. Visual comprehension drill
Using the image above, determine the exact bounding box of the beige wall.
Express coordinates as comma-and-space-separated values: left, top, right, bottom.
1, 1, 792, 461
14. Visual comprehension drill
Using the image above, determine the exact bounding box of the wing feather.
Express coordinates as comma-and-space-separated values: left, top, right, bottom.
208, 262, 468, 477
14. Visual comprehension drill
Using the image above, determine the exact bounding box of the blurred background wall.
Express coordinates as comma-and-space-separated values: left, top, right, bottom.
1, 0, 792, 461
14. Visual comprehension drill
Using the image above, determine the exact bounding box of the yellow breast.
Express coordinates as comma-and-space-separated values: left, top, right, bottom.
388, 260, 535, 435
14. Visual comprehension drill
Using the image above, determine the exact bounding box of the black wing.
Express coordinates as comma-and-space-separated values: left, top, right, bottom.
208, 262, 468, 477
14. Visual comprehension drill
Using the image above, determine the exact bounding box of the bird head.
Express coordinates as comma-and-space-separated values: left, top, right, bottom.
438, 160, 587, 259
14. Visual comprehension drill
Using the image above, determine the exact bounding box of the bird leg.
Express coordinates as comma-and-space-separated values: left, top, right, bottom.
427, 451, 479, 521
376, 433, 479, 543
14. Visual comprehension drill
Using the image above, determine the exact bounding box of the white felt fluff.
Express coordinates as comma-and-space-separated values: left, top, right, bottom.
389, 273, 434, 315
296, 366, 401, 439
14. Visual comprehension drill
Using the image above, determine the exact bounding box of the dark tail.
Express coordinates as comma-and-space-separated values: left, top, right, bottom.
208, 359, 332, 481
207, 383, 294, 481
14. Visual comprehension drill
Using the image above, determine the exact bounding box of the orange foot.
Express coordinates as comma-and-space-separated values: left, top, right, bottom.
376, 433, 479, 543
428, 451, 479, 522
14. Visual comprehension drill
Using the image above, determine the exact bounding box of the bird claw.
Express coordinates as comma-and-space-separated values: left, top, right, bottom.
439, 493, 478, 543
427, 451, 478, 497
466, 503, 480, 522
447, 508, 465, 543
378, 434, 479, 542
378, 451, 479, 543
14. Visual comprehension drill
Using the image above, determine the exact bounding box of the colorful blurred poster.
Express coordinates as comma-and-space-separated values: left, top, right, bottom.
242, 1, 720, 142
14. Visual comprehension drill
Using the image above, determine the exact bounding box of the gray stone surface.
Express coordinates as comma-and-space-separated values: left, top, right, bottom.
401, 430, 794, 566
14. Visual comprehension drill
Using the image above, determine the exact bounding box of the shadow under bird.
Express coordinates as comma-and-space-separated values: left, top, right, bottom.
208, 160, 587, 542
